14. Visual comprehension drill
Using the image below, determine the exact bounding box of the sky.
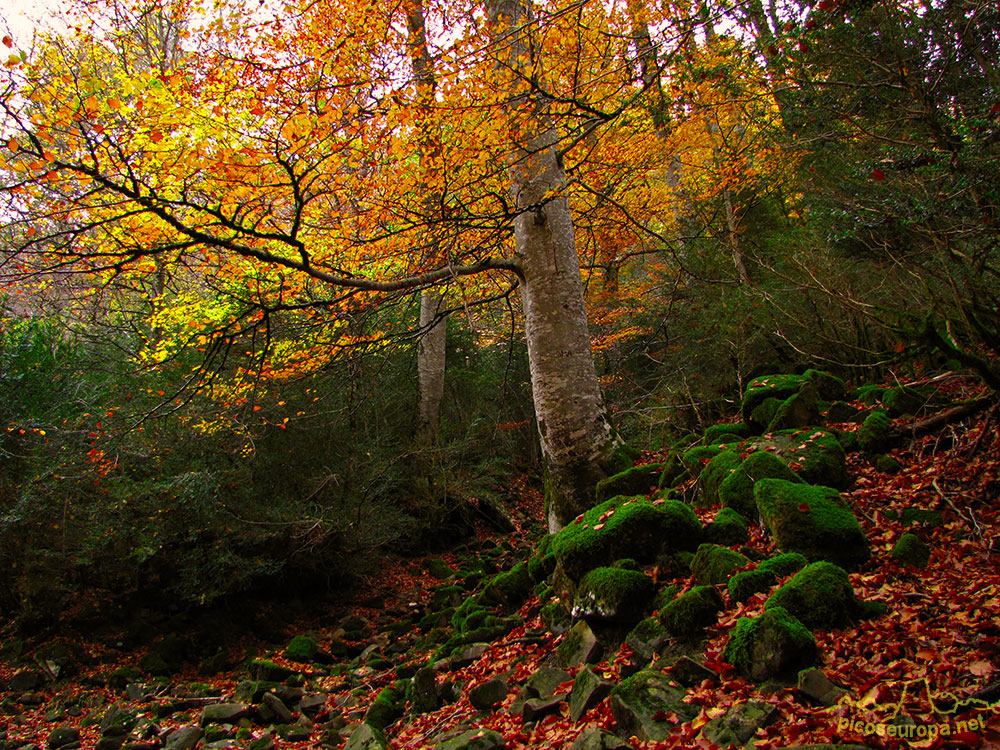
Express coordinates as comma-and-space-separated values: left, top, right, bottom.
1, 0, 68, 47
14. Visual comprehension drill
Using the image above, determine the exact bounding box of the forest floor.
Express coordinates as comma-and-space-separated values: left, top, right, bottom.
2, 378, 1000, 750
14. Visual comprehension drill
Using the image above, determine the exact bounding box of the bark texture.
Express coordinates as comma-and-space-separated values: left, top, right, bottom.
415, 290, 447, 447
486, 0, 628, 532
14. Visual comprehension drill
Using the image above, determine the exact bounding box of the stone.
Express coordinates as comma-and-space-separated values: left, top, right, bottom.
450, 643, 490, 670
798, 668, 849, 706
858, 409, 892, 453
483, 563, 533, 606
625, 617, 670, 662
723, 607, 816, 681
658, 585, 723, 638
163, 727, 203, 750
469, 678, 509, 711
719, 450, 802, 520
691, 544, 750, 585
755, 479, 870, 569
9, 670, 44, 692
343, 724, 387, 750
891, 533, 931, 568
571, 567, 654, 623
702, 700, 778, 748
595, 464, 664, 503
259, 692, 294, 724
568, 729, 631, 750
201, 703, 250, 727
758, 552, 809, 577
765, 561, 885, 630
234, 680, 279, 704
526, 667, 573, 698
705, 507, 750, 546
522, 693, 567, 723
283, 635, 318, 664
609, 669, 698, 741
668, 656, 718, 687
406, 667, 441, 715
434, 729, 506, 750
247, 660, 297, 682
298, 693, 328, 717
728, 569, 778, 603
247, 737, 277, 750
555, 621, 601, 668
569, 666, 614, 721
47, 727, 80, 750
698, 450, 742, 508
275, 724, 311, 742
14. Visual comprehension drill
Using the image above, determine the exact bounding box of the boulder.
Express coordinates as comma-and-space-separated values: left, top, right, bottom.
755, 479, 870, 569
703, 423, 752, 445
469, 678, 509, 712
201, 704, 250, 727
705, 507, 749, 546
742, 374, 808, 427
797, 668, 849, 706
483, 562, 533, 606
555, 621, 601, 668
595, 464, 664, 503
525, 667, 573, 699
723, 607, 816, 681
571, 567, 654, 623
406, 667, 441, 715
609, 669, 698, 741
747, 429, 849, 490
163, 727, 204, 750
718, 450, 802, 520
891, 533, 930, 568
690, 544, 750, 585
343, 724, 387, 750
701, 700, 778, 748
258, 693, 294, 724
858, 410, 891, 453
47, 727, 80, 750
765, 561, 884, 630
552, 496, 701, 581
569, 666, 614, 721
668, 656, 718, 687
435, 729, 506, 750
758, 552, 809, 578
698, 450, 742, 508
625, 617, 671, 662
766, 381, 821, 433
568, 729, 631, 750
727, 569, 777, 604
283, 636, 317, 664
658, 586, 723, 639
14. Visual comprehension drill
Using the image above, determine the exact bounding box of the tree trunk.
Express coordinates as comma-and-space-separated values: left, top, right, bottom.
415, 290, 447, 447
486, 0, 628, 532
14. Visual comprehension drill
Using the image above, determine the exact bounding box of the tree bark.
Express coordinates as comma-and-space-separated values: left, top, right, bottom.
486, 0, 628, 532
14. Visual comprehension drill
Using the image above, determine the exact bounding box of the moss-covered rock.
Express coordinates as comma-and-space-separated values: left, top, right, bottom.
717, 450, 802, 520
553, 496, 701, 581
723, 606, 816, 681
802, 369, 847, 401
698, 450, 742, 508
690, 544, 750, 585
364, 684, 404, 731
757, 552, 808, 578
658, 585, 723, 638
609, 669, 698, 741
882, 386, 928, 417
891, 533, 931, 568
851, 384, 886, 405
704, 423, 752, 445
283, 635, 318, 664
571, 567, 655, 623
745, 429, 849, 489
766, 382, 821, 433
681, 444, 727, 478
755, 480, 870, 569
764, 561, 866, 630
484, 562, 533, 606
727, 569, 778, 603
742, 374, 808, 427
858, 409, 892, 453
527, 537, 557, 582
705, 507, 750, 546
900, 508, 943, 527
595, 464, 663, 503
652, 585, 680, 612
874, 454, 902, 473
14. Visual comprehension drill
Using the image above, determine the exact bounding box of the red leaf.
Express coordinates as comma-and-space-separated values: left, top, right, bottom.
798, 503, 810, 513
872, 168, 886, 181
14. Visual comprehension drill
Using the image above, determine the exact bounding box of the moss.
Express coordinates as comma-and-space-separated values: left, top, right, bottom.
758, 552, 808, 578
690, 543, 750, 585
655, 550, 693, 579
766, 382, 821, 433
704, 422, 751, 445
572, 567, 655, 623
552, 495, 701, 581
723, 606, 816, 681
858, 409, 892, 453
483, 561, 533, 606
891, 533, 931, 568
851, 385, 886, 405
728, 569, 778, 603
754, 479, 870, 569
833, 428, 859, 453
541, 600, 573, 633
764, 561, 861, 630
527, 537, 557, 582
596, 464, 664, 503
882, 386, 928, 417
424, 558, 453, 580
657, 455, 685, 489
802, 369, 847, 401
717, 449, 802, 520
681, 444, 727, 477
705, 507, 750, 546
658, 585, 723, 638
364, 685, 404, 730
900, 508, 942, 527
283, 635, 317, 664
612, 558, 640, 570
652, 585, 680, 611
874, 454, 902, 473
750, 398, 784, 433
742, 374, 807, 424
698, 450, 742, 507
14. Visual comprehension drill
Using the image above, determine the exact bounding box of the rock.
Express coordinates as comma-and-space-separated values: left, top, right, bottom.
47, 727, 80, 750
247, 660, 297, 682
826, 400, 861, 422
569, 666, 614, 721
727, 451, 803, 518
364, 685, 404, 731
691, 544, 750, 585
698, 450, 743, 508
900, 507, 942, 527
283, 635, 318, 664
705, 508, 749, 545
526, 667, 573, 698
555, 621, 601, 668
668, 656, 718, 687
298, 693, 328, 717
758, 552, 809, 577
343, 724, 387, 750
728, 569, 778, 603
703, 423, 752, 445
483, 563, 533, 606
275, 724, 311, 742
625, 617, 671, 662
568, 729, 631, 750
702, 700, 778, 748
891, 533, 930, 568
747, 429, 850, 489
406, 667, 441, 715
723, 606, 816, 681
201, 703, 250, 727
765, 561, 885, 629
35, 642, 78, 681
469, 678, 509, 711
259, 692, 294, 724
552, 495, 701, 581
883, 386, 929, 417
100, 705, 138, 736
522, 693, 567, 722
609, 669, 698, 741
434, 729, 506, 750
450, 643, 490, 670
755, 479, 870, 569
95, 739, 125, 750
742, 374, 808, 428
163, 727, 203, 750
658, 585, 723, 638
247, 737, 277, 750
858, 409, 892, 453
798, 668, 849, 706
571, 567, 654, 623
234, 680, 279, 704
9, 670, 45, 692
595, 464, 664, 503
874, 454, 901, 473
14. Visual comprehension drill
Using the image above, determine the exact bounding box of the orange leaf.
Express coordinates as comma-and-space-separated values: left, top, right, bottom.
6, 138, 16, 152
149, 129, 164, 143
970, 660, 994, 676
26, 226, 36, 237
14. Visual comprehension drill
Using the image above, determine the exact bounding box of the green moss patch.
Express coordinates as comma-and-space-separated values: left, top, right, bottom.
723, 606, 817, 681
728, 569, 778, 603
698, 450, 742, 508
758, 552, 808, 578
764, 561, 862, 630
595, 464, 664, 503
571, 567, 655, 623
747, 429, 849, 490
755, 480, 870, 569
891, 533, 931, 568
691, 544, 750, 585
705, 507, 750, 546
658, 585, 723, 638
858, 409, 892, 453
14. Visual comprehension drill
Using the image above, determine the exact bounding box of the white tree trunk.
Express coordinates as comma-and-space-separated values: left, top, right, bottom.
486, 0, 628, 532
